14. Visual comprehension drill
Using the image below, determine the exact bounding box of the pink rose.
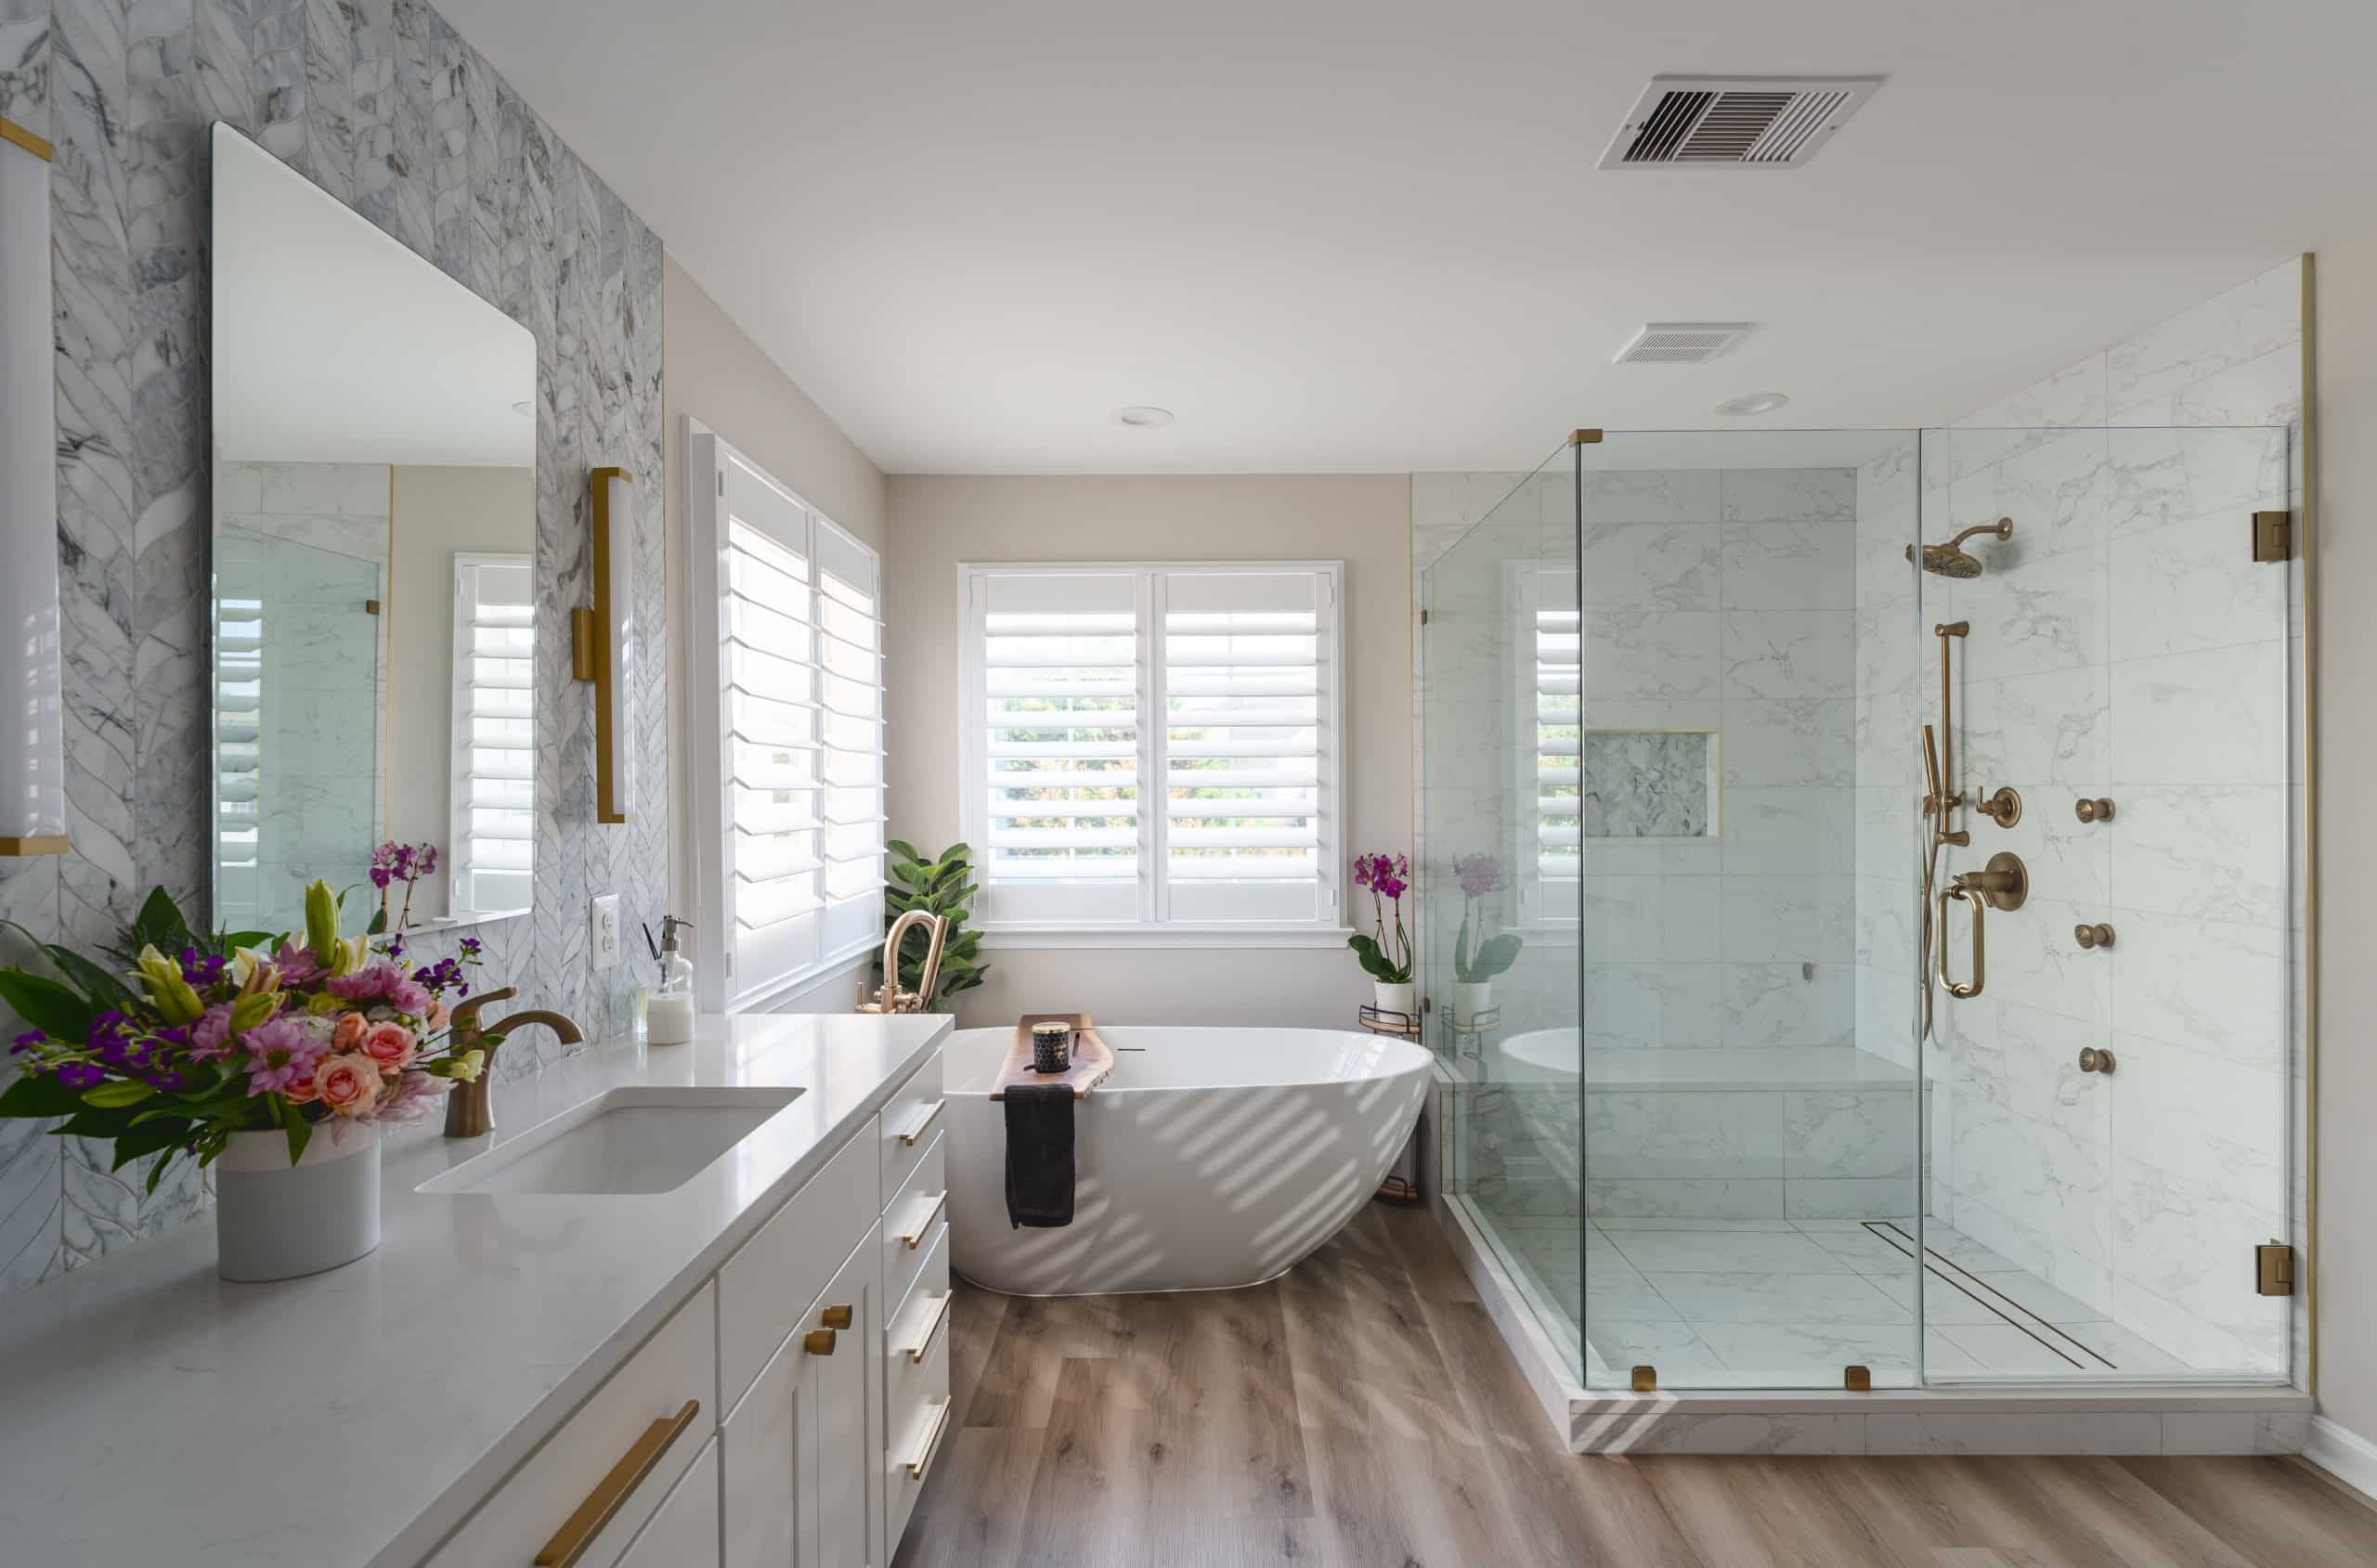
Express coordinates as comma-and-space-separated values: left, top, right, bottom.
331, 1011, 370, 1052
282, 1058, 321, 1105
427, 1001, 451, 1030
359, 1021, 417, 1073
315, 1053, 384, 1118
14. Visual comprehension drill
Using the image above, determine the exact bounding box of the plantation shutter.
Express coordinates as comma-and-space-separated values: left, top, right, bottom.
974, 570, 1145, 926
964, 562, 1344, 933
1526, 567, 1581, 918
689, 436, 890, 1010
1160, 569, 1334, 924
449, 553, 535, 914
214, 553, 265, 920
812, 518, 887, 957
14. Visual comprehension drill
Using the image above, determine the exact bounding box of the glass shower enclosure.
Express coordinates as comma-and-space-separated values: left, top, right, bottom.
1423, 424, 2296, 1392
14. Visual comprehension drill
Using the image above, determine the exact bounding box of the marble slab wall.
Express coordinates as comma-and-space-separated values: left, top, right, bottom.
1890, 259, 2304, 1376
0, 0, 667, 1290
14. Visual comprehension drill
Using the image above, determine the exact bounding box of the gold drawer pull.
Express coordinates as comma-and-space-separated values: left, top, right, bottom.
534, 1398, 700, 1567
804, 1328, 838, 1355
897, 1098, 945, 1146
820, 1302, 853, 1330
903, 1397, 953, 1481
899, 1190, 947, 1250
903, 1290, 954, 1365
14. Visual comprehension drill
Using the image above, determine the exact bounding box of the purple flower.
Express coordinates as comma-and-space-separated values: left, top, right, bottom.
1352, 851, 1409, 904
415, 845, 438, 877
1454, 853, 1502, 901
327, 960, 406, 1003
273, 942, 326, 985
240, 1015, 327, 1097
458, 937, 482, 959
8, 1031, 42, 1056
385, 974, 432, 1018
57, 1063, 104, 1091
190, 1003, 236, 1061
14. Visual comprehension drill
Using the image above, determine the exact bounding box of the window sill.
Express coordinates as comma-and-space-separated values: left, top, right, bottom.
978, 925, 1357, 951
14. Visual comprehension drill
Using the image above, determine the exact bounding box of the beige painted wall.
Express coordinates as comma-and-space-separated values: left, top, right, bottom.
2314, 235, 2377, 1444
387, 463, 535, 914
884, 473, 1412, 1029
662, 256, 889, 977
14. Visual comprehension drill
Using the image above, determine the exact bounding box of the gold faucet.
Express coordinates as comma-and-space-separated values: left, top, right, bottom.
856, 911, 947, 1014
441, 985, 585, 1138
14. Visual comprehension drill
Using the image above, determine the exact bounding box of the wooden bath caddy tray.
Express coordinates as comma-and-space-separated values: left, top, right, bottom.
989, 1013, 1115, 1100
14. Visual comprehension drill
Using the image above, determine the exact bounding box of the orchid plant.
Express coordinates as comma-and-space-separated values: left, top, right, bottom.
0, 880, 487, 1190
1346, 851, 1415, 985
370, 839, 440, 931
1450, 852, 1524, 984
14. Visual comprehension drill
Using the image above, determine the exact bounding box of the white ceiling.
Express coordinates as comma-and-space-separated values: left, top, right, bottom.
435, 0, 2377, 474
214, 124, 535, 468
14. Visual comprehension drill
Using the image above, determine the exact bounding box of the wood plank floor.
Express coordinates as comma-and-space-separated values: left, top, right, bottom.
892, 1205, 2377, 1568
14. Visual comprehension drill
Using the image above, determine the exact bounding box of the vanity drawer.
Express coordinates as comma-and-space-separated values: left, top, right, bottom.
887, 1220, 953, 1376
881, 1132, 947, 1314
425, 1282, 717, 1568
885, 1312, 954, 1549
717, 1122, 881, 1410
879, 1048, 945, 1199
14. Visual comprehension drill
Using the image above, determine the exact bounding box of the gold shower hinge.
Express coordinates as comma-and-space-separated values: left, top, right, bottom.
1630, 1365, 1656, 1393
1570, 428, 1604, 447
2252, 510, 2291, 564
1843, 1365, 1872, 1393
2255, 1240, 2296, 1297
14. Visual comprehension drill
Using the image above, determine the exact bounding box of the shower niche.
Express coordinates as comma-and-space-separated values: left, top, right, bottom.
1422, 421, 2299, 1408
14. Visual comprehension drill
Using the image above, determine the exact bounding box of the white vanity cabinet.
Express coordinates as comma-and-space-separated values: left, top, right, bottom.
417, 1046, 949, 1568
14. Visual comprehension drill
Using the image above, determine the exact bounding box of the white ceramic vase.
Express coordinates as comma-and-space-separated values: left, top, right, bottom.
214, 1119, 382, 1282
1372, 979, 1417, 1017
1454, 979, 1495, 1022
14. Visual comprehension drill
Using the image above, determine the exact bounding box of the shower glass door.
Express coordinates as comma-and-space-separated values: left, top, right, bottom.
1567, 430, 1927, 1391
1914, 424, 2296, 1383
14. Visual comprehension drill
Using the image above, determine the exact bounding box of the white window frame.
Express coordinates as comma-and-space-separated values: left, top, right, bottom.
685, 422, 887, 1011
1513, 563, 1580, 930
958, 560, 1351, 948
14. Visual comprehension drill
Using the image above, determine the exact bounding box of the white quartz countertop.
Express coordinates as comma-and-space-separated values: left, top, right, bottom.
0, 1009, 951, 1568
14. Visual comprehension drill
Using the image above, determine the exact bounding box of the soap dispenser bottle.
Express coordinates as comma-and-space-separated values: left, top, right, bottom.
645, 915, 696, 1045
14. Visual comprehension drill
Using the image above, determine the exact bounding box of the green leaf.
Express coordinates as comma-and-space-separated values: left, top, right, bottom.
0, 971, 96, 1044
0, 1071, 86, 1120
367, 907, 388, 936
82, 1080, 157, 1109
885, 838, 922, 863
110, 1118, 192, 1172
217, 930, 275, 953
278, 1099, 312, 1166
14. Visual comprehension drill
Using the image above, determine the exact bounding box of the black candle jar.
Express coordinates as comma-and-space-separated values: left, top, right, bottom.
1030, 1021, 1073, 1073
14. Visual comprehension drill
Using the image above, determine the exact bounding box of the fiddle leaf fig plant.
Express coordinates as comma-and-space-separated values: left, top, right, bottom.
884, 840, 987, 1010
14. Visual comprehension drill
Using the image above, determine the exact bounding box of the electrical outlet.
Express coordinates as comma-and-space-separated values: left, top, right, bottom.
590, 895, 622, 971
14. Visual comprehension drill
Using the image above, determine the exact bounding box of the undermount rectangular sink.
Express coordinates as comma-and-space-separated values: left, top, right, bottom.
419, 1086, 806, 1195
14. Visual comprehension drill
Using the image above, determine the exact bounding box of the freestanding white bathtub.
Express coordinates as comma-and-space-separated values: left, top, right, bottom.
945, 1025, 1431, 1297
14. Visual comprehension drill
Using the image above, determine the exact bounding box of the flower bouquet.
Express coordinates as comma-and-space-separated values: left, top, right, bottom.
1450, 853, 1523, 1023
1347, 851, 1417, 1016
0, 879, 487, 1280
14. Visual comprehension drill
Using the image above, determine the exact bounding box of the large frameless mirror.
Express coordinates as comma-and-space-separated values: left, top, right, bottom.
209, 123, 538, 936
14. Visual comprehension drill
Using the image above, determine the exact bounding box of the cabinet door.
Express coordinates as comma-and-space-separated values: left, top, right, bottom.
721, 1321, 813, 1568
808, 1222, 885, 1568
617, 1439, 722, 1568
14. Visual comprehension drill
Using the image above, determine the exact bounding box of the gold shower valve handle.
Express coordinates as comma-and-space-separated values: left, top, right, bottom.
1977, 785, 2021, 829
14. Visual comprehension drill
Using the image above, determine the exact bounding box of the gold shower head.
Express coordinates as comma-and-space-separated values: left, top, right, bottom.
1906, 517, 2013, 578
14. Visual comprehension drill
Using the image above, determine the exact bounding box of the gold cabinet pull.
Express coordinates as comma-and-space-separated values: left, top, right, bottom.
1937, 887, 1985, 1000
820, 1302, 853, 1330
903, 1397, 954, 1481
533, 1399, 700, 1568
898, 1098, 945, 1147
902, 1290, 954, 1365
899, 1190, 948, 1250
804, 1328, 838, 1355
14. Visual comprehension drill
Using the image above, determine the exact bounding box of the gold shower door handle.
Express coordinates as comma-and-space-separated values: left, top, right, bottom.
1937, 886, 1985, 999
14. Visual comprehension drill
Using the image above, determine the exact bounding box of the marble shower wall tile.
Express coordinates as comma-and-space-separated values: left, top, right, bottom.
0, 0, 666, 1289
1896, 257, 2306, 1379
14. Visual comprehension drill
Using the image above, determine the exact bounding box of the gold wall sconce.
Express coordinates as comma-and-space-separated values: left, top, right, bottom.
0, 115, 67, 860
571, 466, 636, 824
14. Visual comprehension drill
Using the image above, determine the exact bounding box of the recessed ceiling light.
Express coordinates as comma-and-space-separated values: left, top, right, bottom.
511, 399, 534, 417
1115, 406, 1174, 429
1716, 392, 1789, 417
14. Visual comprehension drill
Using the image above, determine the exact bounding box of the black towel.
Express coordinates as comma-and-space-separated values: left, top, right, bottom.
1003, 1082, 1075, 1229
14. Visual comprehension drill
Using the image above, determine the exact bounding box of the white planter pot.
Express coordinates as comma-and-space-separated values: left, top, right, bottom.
1454, 979, 1495, 1022
214, 1119, 382, 1282
1372, 980, 1416, 1017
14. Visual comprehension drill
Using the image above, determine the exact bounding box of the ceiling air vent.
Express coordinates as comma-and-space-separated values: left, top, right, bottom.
1612, 322, 1753, 366
1599, 75, 1882, 170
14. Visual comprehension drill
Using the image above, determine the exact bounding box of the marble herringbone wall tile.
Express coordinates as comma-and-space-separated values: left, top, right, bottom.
0, 0, 668, 1288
